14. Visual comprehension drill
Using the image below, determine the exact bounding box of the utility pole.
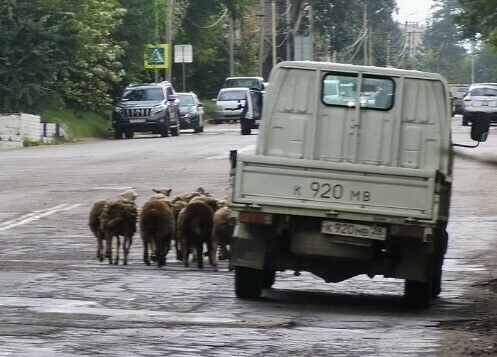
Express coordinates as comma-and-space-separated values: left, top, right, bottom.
229, 15, 235, 76
258, 0, 265, 77
155, 0, 159, 82
386, 33, 391, 67
308, 1, 315, 61
271, 0, 276, 68
363, 3, 368, 65
471, 40, 476, 84
286, 0, 291, 60
166, 0, 173, 82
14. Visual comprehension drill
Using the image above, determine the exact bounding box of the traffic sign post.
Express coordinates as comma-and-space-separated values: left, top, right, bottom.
174, 45, 193, 91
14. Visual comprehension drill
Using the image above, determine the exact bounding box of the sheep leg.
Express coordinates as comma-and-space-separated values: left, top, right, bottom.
183, 239, 190, 267
143, 241, 151, 266
210, 239, 218, 271
175, 238, 182, 261
97, 232, 105, 261
114, 236, 121, 265
156, 238, 165, 268
196, 241, 204, 269
123, 236, 132, 266
219, 242, 229, 261
105, 234, 113, 265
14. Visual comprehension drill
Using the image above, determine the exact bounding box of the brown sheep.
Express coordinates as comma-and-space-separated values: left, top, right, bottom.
100, 198, 138, 265
139, 197, 175, 267
189, 195, 221, 212
88, 189, 139, 262
179, 201, 214, 269
211, 206, 235, 270
88, 199, 108, 261
152, 188, 172, 197
172, 200, 188, 261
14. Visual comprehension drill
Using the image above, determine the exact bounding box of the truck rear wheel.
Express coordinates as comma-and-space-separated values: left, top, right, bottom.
431, 231, 448, 298
405, 279, 432, 309
240, 119, 251, 135
235, 266, 263, 299
262, 270, 276, 289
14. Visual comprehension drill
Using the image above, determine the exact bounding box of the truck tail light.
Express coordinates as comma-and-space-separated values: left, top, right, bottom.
239, 212, 273, 225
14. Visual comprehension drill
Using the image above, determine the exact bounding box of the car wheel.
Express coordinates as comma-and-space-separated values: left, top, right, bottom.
124, 131, 134, 139
160, 125, 169, 137
462, 115, 469, 126
170, 124, 180, 136
113, 127, 123, 139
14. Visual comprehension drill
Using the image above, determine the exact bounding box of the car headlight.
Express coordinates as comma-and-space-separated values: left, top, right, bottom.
114, 107, 123, 113
151, 104, 167, 115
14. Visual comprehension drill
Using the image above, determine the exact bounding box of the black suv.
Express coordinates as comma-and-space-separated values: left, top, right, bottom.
112, 81, 180, 139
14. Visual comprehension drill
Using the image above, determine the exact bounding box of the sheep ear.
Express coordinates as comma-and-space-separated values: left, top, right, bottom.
152, 188, 160, 193
166, 188, 172, 195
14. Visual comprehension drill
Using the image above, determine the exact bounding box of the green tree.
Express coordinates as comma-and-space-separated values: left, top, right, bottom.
456, 0, 497, 47
59, 0, 126, 112
418, 0, 468, 81
0, 0, 79, 113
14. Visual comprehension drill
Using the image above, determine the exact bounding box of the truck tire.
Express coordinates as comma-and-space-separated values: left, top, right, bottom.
405, 279, 432, 309
431, 231, 448, 298
235, 266, 263, 299
262, 270, 276, 289
241, 119, 251, 135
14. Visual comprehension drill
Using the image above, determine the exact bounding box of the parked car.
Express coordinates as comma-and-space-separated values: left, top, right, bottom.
223, 76, 265, 91
112, 81, 180, 139
462, 83, 497, 126
448, 84, 469, 116
213, 87, 247, 123
177, 92, 204, 133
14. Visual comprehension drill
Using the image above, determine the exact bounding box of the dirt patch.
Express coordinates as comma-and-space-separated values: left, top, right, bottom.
439, 278, 497, 356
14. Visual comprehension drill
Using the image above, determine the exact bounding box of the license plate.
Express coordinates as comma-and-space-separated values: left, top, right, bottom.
321, 220, 387, 240
129, 119, 145, 123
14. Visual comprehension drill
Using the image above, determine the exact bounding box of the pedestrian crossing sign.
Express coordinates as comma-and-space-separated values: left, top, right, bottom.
144, 44, 169, 69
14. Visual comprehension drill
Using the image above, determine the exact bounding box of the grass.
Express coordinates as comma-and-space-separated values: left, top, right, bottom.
41, 109, 112, 140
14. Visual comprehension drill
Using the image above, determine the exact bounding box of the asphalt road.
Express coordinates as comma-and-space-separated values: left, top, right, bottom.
0, 121, 495, 356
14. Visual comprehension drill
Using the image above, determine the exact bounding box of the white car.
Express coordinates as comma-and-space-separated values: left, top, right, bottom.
213, 87, 247, 123
462, 83, 497, 126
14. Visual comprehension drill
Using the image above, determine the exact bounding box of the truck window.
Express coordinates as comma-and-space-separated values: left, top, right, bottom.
322, 74, 394, 110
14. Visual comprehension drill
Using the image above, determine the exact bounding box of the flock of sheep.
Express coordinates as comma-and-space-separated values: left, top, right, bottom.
88, 187, 235, 270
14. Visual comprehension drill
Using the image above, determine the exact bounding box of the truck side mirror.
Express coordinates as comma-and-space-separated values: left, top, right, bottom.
471, 113, 491, 142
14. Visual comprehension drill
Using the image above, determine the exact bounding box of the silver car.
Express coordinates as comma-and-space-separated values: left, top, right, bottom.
462, 83, 497, 126
213, 88, 247, 123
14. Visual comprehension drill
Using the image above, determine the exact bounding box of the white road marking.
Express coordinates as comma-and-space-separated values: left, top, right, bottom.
206, 145, 256, 160
0, 204, 81, 232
